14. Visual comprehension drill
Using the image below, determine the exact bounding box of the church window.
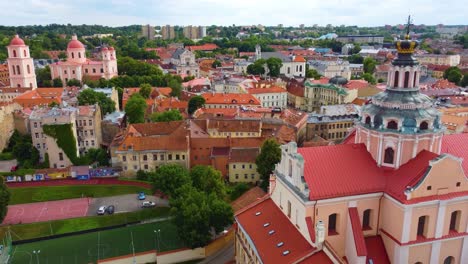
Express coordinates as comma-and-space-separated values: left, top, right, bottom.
23, 50, 26, 57
413, 72, 417, 87
394, 71, 399, 87
449, 211, 461, 232
78, 52, 81, 58
417, 215, 428, 238
384, 147, 394, 164
362, 209, 372, 230
404, 71, 410, 88
27, 65, 30, 74
100, 68, 104, 73
30, 83, 32, 88
443, 257, 454, 264
85, 69, 88, 74
387, 120, 398, 129
16, 65, 20, 75
13, 50, 17, 57
419, 121, 428, 130
12, 66, 15, 75
71, 52, 75, 59
93, 68, 96, 73
299, 65, 303, 72
328, 213, 338, 235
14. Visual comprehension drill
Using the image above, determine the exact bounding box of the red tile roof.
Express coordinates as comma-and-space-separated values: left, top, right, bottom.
299, 251, 333, 264
231, 187, 266, 213
247, 86, 287, 94
441, 133, 468, 176
294, 56, 307, 62
348, 207, 367, 257
202, 93, 261, 106
236, 198, 317, 264
344, 80, 369, 90
186, 43, 218, 51
365, 236, 390, 264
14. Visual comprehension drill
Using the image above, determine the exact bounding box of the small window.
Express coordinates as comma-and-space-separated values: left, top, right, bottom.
328, 213, 338, 235
417, 215, 428, 238
132, 155, 136, 161
419, 121, 429, 130
143, 155, 147, 161
387, 120, 398, 130
427, 186, 432, 191
443, 257, 454, 264
456, 182, 461, 187
122, 156, 126, 162
59, 153, 64, 161
13, 50, 17, 57
449, 211, 461, 232
384, 147, 394, 164
153, 154, 157, 161
362, 209, 371, 230
168, 154, 172, 160
176, 154, 180, 160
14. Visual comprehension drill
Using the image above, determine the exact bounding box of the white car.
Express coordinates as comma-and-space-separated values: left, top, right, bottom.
142, 201, 156, 208
97, 206, 106, 215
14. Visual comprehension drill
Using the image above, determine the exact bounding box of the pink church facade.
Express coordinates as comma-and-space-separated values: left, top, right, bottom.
50, 35, 118, 85
6, 35, 37, 89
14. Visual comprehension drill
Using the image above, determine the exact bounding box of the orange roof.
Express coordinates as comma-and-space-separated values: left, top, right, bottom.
352, 98, 367, 106
247, 86, 287, 94
156, 97, 188, 113
293, 55, 306, 62
193, 107, 238, 118
345, 80, 369, 90
230, 187, 266, 213
13, 88, 63, 107
187, 43, 218, 51
202, 93, 261, 106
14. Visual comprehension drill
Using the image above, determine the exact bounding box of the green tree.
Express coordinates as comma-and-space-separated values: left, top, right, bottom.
347, 54, 364, 64
266, 57, 283, 77
229, 183, 251, 201
36, 66, 52, 87
188, 95, 205, 115
363, 57, 377, 74
150, 109, 183, 122
444, 67, 463, 84
256, 138, 281, 190
13, 141, 39, 168
168, 79, 182, 98
351, 44, 361, 54
460, 74, 468, 87
52, 78, 63, 87
306, 67, 321, 79
66, 78, 81, 87
362, 73, 377, 84
58, 51, 67, 60
77, 89, 116, 115
125, 93, 147, 124
246, 59, 266, 75
190, 165, 226, 199
151, 164, 191, 197
139, 83, 152, 99
84, 148, 109, 166
0, 179, 10, 223
208, 193, 234, 233
212, 60, 222, 68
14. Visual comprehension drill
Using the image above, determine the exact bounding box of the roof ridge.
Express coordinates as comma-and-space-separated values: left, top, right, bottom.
234, 194, 270, 216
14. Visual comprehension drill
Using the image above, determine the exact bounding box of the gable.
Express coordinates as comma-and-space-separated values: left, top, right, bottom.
409, 155, 468, 200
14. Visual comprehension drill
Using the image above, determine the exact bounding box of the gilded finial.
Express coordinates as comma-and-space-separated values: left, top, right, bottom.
405, 15, 412, 40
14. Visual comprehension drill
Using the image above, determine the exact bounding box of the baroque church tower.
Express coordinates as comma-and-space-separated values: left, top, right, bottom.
355, 17, 444, 169
7, 35, 37, 89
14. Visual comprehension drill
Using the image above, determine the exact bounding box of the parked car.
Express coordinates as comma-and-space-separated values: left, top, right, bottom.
106, 205, 115, 214
142, 201, 156, 208
97, 206, 106, 215
138, 192, 146, 200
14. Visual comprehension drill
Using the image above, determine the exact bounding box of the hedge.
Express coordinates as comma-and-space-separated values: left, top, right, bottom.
42, 124, 80, 165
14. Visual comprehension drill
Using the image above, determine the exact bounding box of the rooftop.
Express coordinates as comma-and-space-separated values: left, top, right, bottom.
202, 93, 261, 106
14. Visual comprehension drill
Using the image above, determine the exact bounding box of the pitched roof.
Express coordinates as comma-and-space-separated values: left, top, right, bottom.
229, 148, 259, 163
247, 86, 287, 94
186, 43, 218, 51
231, 187, 266, 213
365, 236, 390, 264
202, 93, 261, 106
441, 133, 468, 176
235, 198, 317, 264
207, 119, 261, 132
348, 207, 367, 256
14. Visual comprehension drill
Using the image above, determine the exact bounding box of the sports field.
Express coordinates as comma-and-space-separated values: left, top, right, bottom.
10, 219, 184, 264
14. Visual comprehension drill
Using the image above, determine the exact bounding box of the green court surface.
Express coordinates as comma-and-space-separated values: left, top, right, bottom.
10, 220, 184, 264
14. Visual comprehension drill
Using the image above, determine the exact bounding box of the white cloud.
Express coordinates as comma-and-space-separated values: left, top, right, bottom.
0, 0, 465, 26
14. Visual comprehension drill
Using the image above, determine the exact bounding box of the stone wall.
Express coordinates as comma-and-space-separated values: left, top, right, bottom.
0, 103, 22, 151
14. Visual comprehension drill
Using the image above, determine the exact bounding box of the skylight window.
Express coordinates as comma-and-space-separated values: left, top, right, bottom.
255, 212, 261, 216
268, 230, 275, 235
263, 223, 270, 227
277, 242, 284, 247
282, 250, 290, 256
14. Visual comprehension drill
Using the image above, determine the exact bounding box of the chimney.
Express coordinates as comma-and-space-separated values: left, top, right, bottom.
315, 220, 325, 249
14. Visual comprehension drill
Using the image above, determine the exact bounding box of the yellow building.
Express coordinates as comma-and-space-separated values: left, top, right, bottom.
303, 78, 357, 112
228, 148, 260, 183
76, 105, 102, 155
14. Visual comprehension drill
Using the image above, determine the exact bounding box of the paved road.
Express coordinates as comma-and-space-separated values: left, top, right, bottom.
88, 194, 169, 216
199, 240, 234, 264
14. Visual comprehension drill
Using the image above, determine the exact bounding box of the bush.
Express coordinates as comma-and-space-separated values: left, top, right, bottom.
0, 152, 14, 161
229, 183, 251, 201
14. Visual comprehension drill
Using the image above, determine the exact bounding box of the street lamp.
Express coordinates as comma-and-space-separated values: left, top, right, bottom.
32, 250, 40, 264
153, 229, 161, 251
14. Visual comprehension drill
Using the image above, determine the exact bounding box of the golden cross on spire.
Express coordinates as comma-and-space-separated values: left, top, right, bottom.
405, 15, 412, 40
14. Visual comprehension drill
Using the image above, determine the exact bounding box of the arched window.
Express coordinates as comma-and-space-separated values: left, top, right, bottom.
328, 213, 338, 235
365, 116, 371, 125
393, 71, 399, 87
29, 83, 32, 88
16, 65, 20, 75
13, 50, 17, 57
404, 71, 410, 88
12, 66, 15, 75
362, 209, 371, 229
387, 120, 398, 129
449, 211, 461, 232
27, 65, 30, 74
17, 84, 20, 88
419, 121, 429, 130
413, 72, 417, 87
384, 148, 394, 164
23, 50, 26, 57
417, 215, 428, 238
299, 65, 303, 72
415, 262, 423, 264
71, 52, 75, 59
443, 257, 454, 264
78, 52, 81, 58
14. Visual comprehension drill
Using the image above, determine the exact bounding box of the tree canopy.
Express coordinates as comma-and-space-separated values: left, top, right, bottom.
190, 165, 226, 199
188, 96, 205, 115
150, 109, 183, 122
444, 66, 463, 85
138, 83, 152, 99
66, 78, 81, 87
246, 59, 266, 75
256, 138, 281, 190
0, 179, 10, 223
151, 164, 191, 197
77, 88, 116, 115
363, 57, 377, 74
124, 93, 147, 124
266, 57, 283, 77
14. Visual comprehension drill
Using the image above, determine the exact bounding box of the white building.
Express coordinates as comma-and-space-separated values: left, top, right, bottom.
308, 60, 352, 80
255, 45, 306, 78
247, 86, 288, 108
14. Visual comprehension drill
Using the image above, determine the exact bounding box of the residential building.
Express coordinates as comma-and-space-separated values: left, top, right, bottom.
235, 34, 468, 264
440, 107, 468, 134
374, 64, 391, 83
247, 84, 288, 108
13, 88, 63, 108
76, 105, 102, 155
341, 43, 355, 55
436, 26, 467, 39
183, 26, 206, 40
0, 87, 30, 103
0, 64, 10, 87
110, 122, 190, 175
50, 35, 118, 85
228, 148, 260, 183
233, 61, 252, 74
336, 35, 384, 44
256, 45, 306, 78
302, 77, 357, 112
141, 25, 155, 40
306, 104, 360, 142
427, 64, 451, 79
7, 35, 37, 89
415, 54, 460, 66
29, 107, 78, 168
308, 60, 352, 79
202, 93, 261, 109
171, 48, 200, 77
349, 64, 364, 77
161, 25, 176, 40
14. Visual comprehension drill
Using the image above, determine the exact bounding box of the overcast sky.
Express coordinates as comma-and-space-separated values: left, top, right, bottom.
0, 0, 466, 27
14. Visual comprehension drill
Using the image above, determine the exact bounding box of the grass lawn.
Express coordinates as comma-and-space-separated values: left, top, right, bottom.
0, 207, 170, 242
9, 185, 151, 205
10, 219, 184, 264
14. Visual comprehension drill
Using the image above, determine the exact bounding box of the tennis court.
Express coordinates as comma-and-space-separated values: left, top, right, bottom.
10, 219, 184, 264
